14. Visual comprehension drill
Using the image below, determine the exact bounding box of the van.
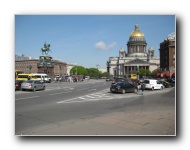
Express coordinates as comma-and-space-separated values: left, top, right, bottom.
16, 74, 38, 81
32, 73, 51, 83
32, 74, 45, 82
144, 79, 164, 90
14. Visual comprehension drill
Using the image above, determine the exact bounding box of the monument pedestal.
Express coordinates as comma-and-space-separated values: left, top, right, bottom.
37, 55, 54, 75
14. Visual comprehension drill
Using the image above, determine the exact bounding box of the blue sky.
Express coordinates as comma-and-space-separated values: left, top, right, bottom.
15, 15, 175, 69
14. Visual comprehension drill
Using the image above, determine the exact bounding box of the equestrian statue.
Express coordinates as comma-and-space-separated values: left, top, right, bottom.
41, 42, 51, 55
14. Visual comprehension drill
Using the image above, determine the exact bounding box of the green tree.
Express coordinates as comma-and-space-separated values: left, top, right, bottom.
86, 68, 100, 78
137, 69, 151, 76
70, 66, 88, 76
100, 72, 110, 78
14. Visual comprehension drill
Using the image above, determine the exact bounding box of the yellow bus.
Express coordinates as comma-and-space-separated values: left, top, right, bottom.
15, 70, 24, 78
16, 74, 38, 81
128, 74, 137, 79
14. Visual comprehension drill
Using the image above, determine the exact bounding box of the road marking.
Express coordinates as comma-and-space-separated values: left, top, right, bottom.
86, 95, 97, 98
49, 91, 71, 95
76, 88, 89, 91
57, 97, 78, 103
15, 96, 40, 100
88, 89, 96, 91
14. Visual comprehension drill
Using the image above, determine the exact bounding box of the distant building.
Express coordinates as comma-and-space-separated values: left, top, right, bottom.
15, 57, 67, 77
99, 69, 107, 73
159, 32, 175, 77
15, 54, 32, 61
107, 24, 160, 76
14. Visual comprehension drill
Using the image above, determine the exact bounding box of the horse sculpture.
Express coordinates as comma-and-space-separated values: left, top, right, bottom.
41, 42, 51, 55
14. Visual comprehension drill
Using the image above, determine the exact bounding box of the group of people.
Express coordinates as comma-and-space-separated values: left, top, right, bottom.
54, 76, 83, 83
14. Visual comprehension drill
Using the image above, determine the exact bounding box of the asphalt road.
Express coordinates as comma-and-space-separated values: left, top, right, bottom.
15, 79, 175, 135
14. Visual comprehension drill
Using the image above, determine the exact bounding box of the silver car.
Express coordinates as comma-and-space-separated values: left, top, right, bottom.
21, 80, 45, 91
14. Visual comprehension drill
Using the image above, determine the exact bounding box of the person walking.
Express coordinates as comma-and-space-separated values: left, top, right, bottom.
141, 82, 145, 95
136, 80, 139, 92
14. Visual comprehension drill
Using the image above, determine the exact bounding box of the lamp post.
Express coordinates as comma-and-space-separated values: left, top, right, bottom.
27, 65, 32, 73
137, 65, 139, 80
116, 57, 120, 77
96, 64, 100, 79
75, 68, 77, 75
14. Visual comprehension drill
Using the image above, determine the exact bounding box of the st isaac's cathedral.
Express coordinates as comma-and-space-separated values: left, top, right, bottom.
107, 24, 160, 76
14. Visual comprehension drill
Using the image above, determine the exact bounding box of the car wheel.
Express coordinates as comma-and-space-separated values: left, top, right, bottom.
33, 87, 36, 92
122, 89, 125, 94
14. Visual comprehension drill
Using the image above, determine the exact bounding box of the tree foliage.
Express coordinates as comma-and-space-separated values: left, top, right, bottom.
137, 69, 152, 76
70, 66, 88, 76
86, 68, 100, 78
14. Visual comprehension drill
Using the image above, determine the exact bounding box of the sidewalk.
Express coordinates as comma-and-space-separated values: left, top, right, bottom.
33, 104, 175, 136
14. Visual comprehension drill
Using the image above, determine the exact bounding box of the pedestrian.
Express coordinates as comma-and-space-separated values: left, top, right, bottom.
136, 80, 139, 92
28, 76, 31, 80
141, 82, 145, 95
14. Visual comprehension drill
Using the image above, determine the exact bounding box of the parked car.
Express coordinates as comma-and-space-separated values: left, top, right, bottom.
159, 80, 172, 88
144, 79, 164, 90
110, 82, 137, 94
166, 78, 175, 87
15, 80, 24, 90
21, 80, 45, 91
170, 80, 175, 87
106, 77, 114, 81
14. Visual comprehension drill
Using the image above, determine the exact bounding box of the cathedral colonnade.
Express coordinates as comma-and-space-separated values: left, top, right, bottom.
113, 64, 150, 76
123, 64, 150, 75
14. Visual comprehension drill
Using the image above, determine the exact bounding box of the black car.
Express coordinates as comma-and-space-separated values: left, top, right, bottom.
160, 80, 175, 88
111, 77, 126, 84
15, 80, 24, 90
110, 82, 137, 94
106, 77, 114, 81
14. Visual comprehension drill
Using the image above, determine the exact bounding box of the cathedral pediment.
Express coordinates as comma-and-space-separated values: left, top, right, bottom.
126, 58, 149, 64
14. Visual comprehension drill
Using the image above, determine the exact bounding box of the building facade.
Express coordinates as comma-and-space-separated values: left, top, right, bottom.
159, 32, 175, 77
107, 24, 160, 76
15, 58, 67, 78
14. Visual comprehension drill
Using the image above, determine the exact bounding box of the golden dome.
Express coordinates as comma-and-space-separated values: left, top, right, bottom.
130, 24, 144, 37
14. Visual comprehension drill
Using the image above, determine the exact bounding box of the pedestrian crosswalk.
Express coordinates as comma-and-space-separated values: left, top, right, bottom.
56, 89, 139, 104
56, 88, 173, 104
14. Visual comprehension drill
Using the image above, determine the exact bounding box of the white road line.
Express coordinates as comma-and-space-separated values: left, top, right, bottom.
57, 97, 78, 103
86, 95, 96, 98
88, 89, 96, 91
15, 96, 40, 100
76, 88, 89, 91
58, 97, 114, 104
79, 97, 86, 99
50, 91, 71, 96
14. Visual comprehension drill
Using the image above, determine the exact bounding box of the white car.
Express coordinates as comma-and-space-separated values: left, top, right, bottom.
144, 79, 164, 90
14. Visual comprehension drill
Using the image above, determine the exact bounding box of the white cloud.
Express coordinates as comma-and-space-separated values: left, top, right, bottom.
95, 41, 116, 50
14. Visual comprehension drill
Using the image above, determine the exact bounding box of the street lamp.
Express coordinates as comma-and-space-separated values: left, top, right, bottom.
137, 65, 139, 80
96, 64, 100, 79
75, 68, 77, 75
27, 65, 32, 73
